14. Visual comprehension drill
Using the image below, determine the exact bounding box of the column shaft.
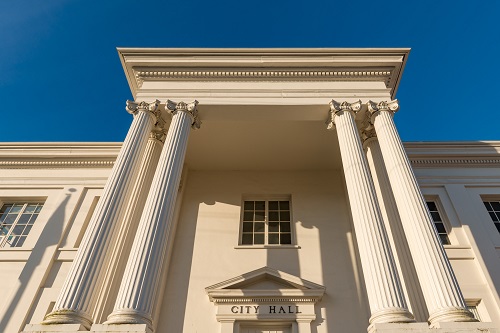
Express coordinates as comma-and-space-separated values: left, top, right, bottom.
106, 100, 199, 331
369, 100, 476, 324
364, 137, 428, 322
93, 129, 166, 323
42, 101, 160, 329
328, 100, 413, 324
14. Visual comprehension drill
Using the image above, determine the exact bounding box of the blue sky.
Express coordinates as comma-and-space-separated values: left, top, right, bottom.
1, 0, 498, 142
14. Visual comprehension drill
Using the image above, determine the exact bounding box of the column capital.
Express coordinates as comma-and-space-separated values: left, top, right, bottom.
149, 128, 167, 143
326, 100, 362, 130
126, 100, 161, 116
367, 100, 399, 121
361, 124, 377, 145
166, 99, 201, 129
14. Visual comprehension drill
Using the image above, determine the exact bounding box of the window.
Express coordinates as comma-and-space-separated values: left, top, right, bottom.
0, 202, 43, 247
240, 198, 292, 245
426, 201, 450, 245
483, 201, 500, 233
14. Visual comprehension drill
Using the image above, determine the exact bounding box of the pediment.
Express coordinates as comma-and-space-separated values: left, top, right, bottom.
206, 267, 325, 303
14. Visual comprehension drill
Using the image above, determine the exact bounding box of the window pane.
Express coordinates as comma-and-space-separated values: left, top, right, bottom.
34, 205, 43, 213
0, 225, 10, 235
495, 224, 500, 233
279, 201, 290, 210
255, 201, 265, 210
254, 212, 265, 221
280, 211, 290, 221
28, 215, 39, 224
242, 222, 253, 232
268, 211, 279, 221
23, 225, 32, 235
9, 205, 23, 214
280, 233, 292, 244
489, 212, 498, 222
268, 233, 279, 244
12, 225, 25, 235
14, 236, 26, 247
243, 212, 254, 221
254, 222, 265, 232
244, 201, 254, 210
25, 204, 37, 213
18, 214, 31, 225
242, 234, 253, 245
426, 201, 437, 211
269, 222, 279, 232
254, 234, 264, 244
431, 212, 441, 222
3, 215, 17, 225
269, 201, 279, 210
280, 222, 291, 232
483, 202, 492, 210
435, 223, 446, 234
0, 204, 13, 214
439, 234, 450, 245
491, 202, 500, 211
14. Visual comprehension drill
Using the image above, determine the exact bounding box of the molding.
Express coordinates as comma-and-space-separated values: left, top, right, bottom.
206, 266, 325, 304
134, 69, 393, 87
410, 158, 500, 167
0, 141, 499, 169
0, 160, 114, 168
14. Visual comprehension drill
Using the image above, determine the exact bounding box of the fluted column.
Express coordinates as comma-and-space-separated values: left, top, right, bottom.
42, 100, 161, 329
363, 132, 428, 322
327, 100, 414, 325
93, 127, 167, 323
105, 100, 200, 331
368, 100, 476, 325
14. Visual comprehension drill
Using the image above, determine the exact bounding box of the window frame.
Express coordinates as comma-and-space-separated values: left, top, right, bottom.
237, 196, 296, 248
482, 200, 500, 234
426, 199, 451, 245
0, 201, 44, 248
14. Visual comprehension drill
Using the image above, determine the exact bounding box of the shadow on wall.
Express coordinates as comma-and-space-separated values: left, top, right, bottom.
0, 188, 75, 333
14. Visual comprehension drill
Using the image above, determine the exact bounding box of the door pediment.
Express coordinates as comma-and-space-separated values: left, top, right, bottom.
206, 266, 325, 303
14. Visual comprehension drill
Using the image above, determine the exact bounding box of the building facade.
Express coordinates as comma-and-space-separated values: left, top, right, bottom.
0, 49, 498, 332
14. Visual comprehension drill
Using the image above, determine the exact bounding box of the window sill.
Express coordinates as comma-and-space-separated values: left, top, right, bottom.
234, 245, 300, 249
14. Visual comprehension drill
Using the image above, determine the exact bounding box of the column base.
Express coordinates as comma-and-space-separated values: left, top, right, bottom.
369, 307, 415, 324
22, 323, 88, 332
42, 310, 93, 330
368, 322, 498, 333
104, 309, 153, 333
91, 324, 152, 333
428, 307, 478, 325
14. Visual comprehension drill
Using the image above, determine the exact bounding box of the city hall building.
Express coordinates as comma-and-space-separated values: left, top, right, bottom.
0, 48, 499, 333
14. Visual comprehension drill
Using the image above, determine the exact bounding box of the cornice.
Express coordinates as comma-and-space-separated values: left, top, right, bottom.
0, 143, 120, 169
118, 48, 410, 100
405, 141, 500, 168
0, 141, 499, 169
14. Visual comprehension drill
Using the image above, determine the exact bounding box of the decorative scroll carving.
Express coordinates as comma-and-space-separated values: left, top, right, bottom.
367, 100, 399, 123
149, 128, 167, 143
166, 100, 201, 129
125, 100, 161, 121
326, 100, 362, 130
